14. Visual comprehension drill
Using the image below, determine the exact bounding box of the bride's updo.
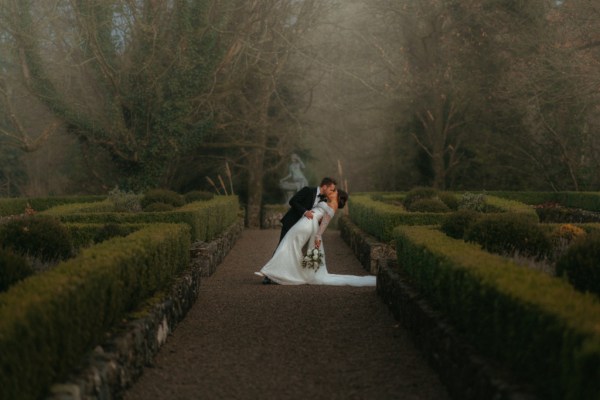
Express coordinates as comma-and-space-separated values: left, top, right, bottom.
337, 190, 348, 209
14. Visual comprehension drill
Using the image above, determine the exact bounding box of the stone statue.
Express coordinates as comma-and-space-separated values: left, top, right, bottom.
279, 153, 308, 203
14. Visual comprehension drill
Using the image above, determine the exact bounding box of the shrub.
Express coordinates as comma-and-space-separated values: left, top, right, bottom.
108, 186, 142, 212
556, 232, 600, 296
0, 249, 33, 292
141, 189, 184, 210
0, 216, 72, 262
93, 223, 131, 244
458, 192, 487, 212
184, 190, 214, 203
549, 224, 586, 262
553, 224, 586, 240
438, 192, 459, 210
465, 214, 551, 260
408, 198, 450, 213
370, 193, 384, 202
143, 202, 175, 212
403, 187, 438, 209
440, 210, 481, 239
535, 203, 600, 223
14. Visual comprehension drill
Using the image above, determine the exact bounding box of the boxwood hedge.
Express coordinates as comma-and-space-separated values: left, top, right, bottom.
394, 225, 600, 400
0, 223, 190, 400
42, 195, 240, 241
0, 196, 105, 217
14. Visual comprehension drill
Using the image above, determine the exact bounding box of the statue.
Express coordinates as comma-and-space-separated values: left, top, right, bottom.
279, 153, 308, 203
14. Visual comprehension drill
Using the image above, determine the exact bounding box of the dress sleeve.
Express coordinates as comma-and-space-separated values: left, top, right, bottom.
315, 210, 333, 241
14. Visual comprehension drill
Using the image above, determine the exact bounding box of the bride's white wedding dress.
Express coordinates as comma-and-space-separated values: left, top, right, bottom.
255, 202, 376, 286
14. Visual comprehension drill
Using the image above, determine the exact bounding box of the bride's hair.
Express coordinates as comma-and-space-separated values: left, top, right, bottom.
337, 190, 348, 209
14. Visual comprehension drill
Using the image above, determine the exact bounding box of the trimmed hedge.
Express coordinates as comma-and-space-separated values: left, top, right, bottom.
0, 216, 73, 263
36, 200, 117, 215
556, 232, 600, 297
394, 225, 600, 400
465, 213, 551, 260
65, 223, 144, 249
349, 195, 448, 242
348, 193, 537, 243
0, 249, 33, 292
481, 195, 539, 222
0, 223, 191, 400
42, 196, 240, 241
487, 191, 600, 212
0, 196, 105, 217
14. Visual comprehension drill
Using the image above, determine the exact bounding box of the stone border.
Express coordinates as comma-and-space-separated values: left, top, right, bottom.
190, 219, 245, 277
260, 204, 287, 229
338, 215, 395, 275
47, 219, 244, 400
338, 216, 537, 400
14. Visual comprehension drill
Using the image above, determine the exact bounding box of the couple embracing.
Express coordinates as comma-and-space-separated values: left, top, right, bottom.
255, 177, 376, 287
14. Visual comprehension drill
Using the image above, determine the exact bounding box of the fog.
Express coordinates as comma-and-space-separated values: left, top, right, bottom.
1, 0, 599, 210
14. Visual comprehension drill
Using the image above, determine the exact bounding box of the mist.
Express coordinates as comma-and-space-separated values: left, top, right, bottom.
1, 0, 599, 212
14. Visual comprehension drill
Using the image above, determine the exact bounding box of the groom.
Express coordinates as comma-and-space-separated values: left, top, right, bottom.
279, 176, 337, 243
262, 177, 337, 284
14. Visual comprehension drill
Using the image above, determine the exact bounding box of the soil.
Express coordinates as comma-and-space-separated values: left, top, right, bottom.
123, 229, 450, 400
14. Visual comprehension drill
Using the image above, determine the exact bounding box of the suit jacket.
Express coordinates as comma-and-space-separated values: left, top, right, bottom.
280, 186, 319, 234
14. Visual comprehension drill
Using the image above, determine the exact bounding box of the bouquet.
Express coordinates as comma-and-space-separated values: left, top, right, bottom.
301, 247, 324, 271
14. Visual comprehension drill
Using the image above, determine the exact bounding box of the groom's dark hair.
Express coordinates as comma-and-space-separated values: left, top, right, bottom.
338, 190, 349, 209
320, 177, 337, 187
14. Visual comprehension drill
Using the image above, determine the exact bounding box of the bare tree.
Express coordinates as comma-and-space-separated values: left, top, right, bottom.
199, 0, 324, 227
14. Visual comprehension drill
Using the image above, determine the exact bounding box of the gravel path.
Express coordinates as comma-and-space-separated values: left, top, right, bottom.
123, 229, 450, 400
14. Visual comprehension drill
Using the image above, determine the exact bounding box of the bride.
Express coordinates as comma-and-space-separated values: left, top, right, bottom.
255, 189, 376, 287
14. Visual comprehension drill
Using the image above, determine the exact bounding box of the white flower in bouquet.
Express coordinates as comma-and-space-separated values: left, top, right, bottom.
301, 247, 324, 271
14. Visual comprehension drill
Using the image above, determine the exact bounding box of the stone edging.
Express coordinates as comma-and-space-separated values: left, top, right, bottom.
47, 219, 244, 400
338, 216, 537, 400
338, 215, 395, 274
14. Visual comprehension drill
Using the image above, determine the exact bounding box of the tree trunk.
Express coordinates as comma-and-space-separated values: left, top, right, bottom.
431, 98, 447, 190
246, 144, 266, 228
420, 93, 448, 190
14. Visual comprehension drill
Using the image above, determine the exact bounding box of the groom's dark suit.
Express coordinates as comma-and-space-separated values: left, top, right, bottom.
279, 186, 322, 242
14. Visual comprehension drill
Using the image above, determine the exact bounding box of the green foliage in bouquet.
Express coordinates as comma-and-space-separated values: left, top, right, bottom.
440, 209, 481, 239
184, 190, 214, 203
0, 216, 72, 262
0, 248, 33, 292
141, 189, 184, 210
556, 232, 600, 297
465, 213, 551, 260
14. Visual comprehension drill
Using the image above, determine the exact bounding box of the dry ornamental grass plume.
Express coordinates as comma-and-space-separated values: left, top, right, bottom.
206, 162, 236, 196
218, 175, 228, 195
225, 161, 234, 194
206, 176, 221, 195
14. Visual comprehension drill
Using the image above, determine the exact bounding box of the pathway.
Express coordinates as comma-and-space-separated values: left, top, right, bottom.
123, 229, 450, 400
